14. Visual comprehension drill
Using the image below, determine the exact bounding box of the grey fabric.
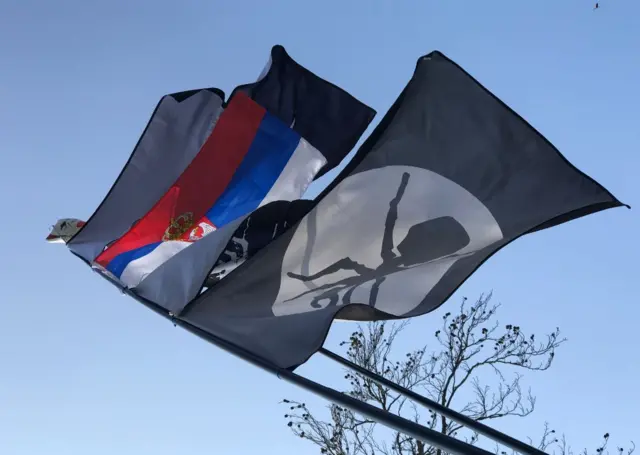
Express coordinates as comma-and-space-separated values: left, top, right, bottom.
180, 51, 625, 370
68, 90, 224, 262
134, 217, 246, 314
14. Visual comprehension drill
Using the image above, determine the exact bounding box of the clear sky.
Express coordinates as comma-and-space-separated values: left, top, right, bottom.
1, 1, 638, 454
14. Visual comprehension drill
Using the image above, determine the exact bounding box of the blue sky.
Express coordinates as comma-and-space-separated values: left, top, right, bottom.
1, 1, 638, 454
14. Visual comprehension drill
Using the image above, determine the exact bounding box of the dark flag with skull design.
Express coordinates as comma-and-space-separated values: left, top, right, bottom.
178, 50, 626, 370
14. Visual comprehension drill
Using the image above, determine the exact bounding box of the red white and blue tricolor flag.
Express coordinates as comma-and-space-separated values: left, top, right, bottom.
62, 45, 375, 312
94, 91, 326, 288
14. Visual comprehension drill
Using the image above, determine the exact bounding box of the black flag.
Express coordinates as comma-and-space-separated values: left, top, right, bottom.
234, 45, 376, 178
206, 45, 377, 285
179, 51, 626, 370
205, 199, 314, 287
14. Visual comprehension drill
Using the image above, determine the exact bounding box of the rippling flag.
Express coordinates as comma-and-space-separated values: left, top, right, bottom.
94, 91, 325, 289
61, 46, 375, 314
179, 51, 626, 370
205, 45, 379, 283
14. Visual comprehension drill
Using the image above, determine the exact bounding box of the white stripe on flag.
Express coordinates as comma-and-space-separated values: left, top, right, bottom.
122, 138, 325, 305
260, 138, 326, 207
120, 241, 192, 288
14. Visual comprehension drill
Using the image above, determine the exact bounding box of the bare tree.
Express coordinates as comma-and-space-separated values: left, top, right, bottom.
281, 293, 634, 455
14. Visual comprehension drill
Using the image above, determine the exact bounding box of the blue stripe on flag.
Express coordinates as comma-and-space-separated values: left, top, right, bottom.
206, 112, 300, 227
106, 242, 162, 278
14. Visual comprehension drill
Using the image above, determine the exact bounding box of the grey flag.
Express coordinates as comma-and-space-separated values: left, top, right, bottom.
64, 48, 375, 315
67, 88, 225, 263
177, 51, 626, 370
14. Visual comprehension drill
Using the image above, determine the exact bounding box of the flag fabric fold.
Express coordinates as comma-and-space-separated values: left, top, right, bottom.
67, 88, 225, 263
201, 44, 379, 288
65, 46, 376, 313
204, 200, 314, 287
92, 91, 326, 301
178, 50, 625, 370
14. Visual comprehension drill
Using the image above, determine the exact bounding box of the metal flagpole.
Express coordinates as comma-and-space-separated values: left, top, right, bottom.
172, 317, 494, 455
319, 347, 547, 455
113, 283, 493, 455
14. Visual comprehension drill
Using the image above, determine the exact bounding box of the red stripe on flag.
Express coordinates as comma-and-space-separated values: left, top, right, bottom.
95, 93, 265, 267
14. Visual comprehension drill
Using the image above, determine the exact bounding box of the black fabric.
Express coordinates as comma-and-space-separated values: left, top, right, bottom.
235, 45, 376, 178
180, 50, 626, 371
206, 200, 314, 287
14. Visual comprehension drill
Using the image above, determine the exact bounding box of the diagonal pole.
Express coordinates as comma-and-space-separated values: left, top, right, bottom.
319, 347, 547, 455
111, 280, 494, 455
85, 270, 522, 455
173, 318, 495, 455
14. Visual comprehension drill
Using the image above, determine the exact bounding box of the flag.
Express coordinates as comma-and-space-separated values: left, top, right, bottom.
47, 218, 86, 243
65, 47, 375, 314
208, 45, 378, 286
93, 91, 325, 290
235, 45, 376, 178
178, 51, 626, 370
204, 200, 314, 287
67, 88, 225, 263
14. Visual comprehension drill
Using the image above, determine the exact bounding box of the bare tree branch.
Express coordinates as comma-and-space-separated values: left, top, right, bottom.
279, 293, 633, 455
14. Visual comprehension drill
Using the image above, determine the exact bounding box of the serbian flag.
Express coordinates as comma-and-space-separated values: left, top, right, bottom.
94, 91, 326, 288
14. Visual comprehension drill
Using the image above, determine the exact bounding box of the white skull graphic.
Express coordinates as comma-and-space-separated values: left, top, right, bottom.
272, 166, 504, 317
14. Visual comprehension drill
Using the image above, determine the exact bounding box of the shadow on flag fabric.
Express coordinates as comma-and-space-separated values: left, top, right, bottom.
62, 46, 375, 314
179, 50, 627, 370
204, 199, 314, 287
